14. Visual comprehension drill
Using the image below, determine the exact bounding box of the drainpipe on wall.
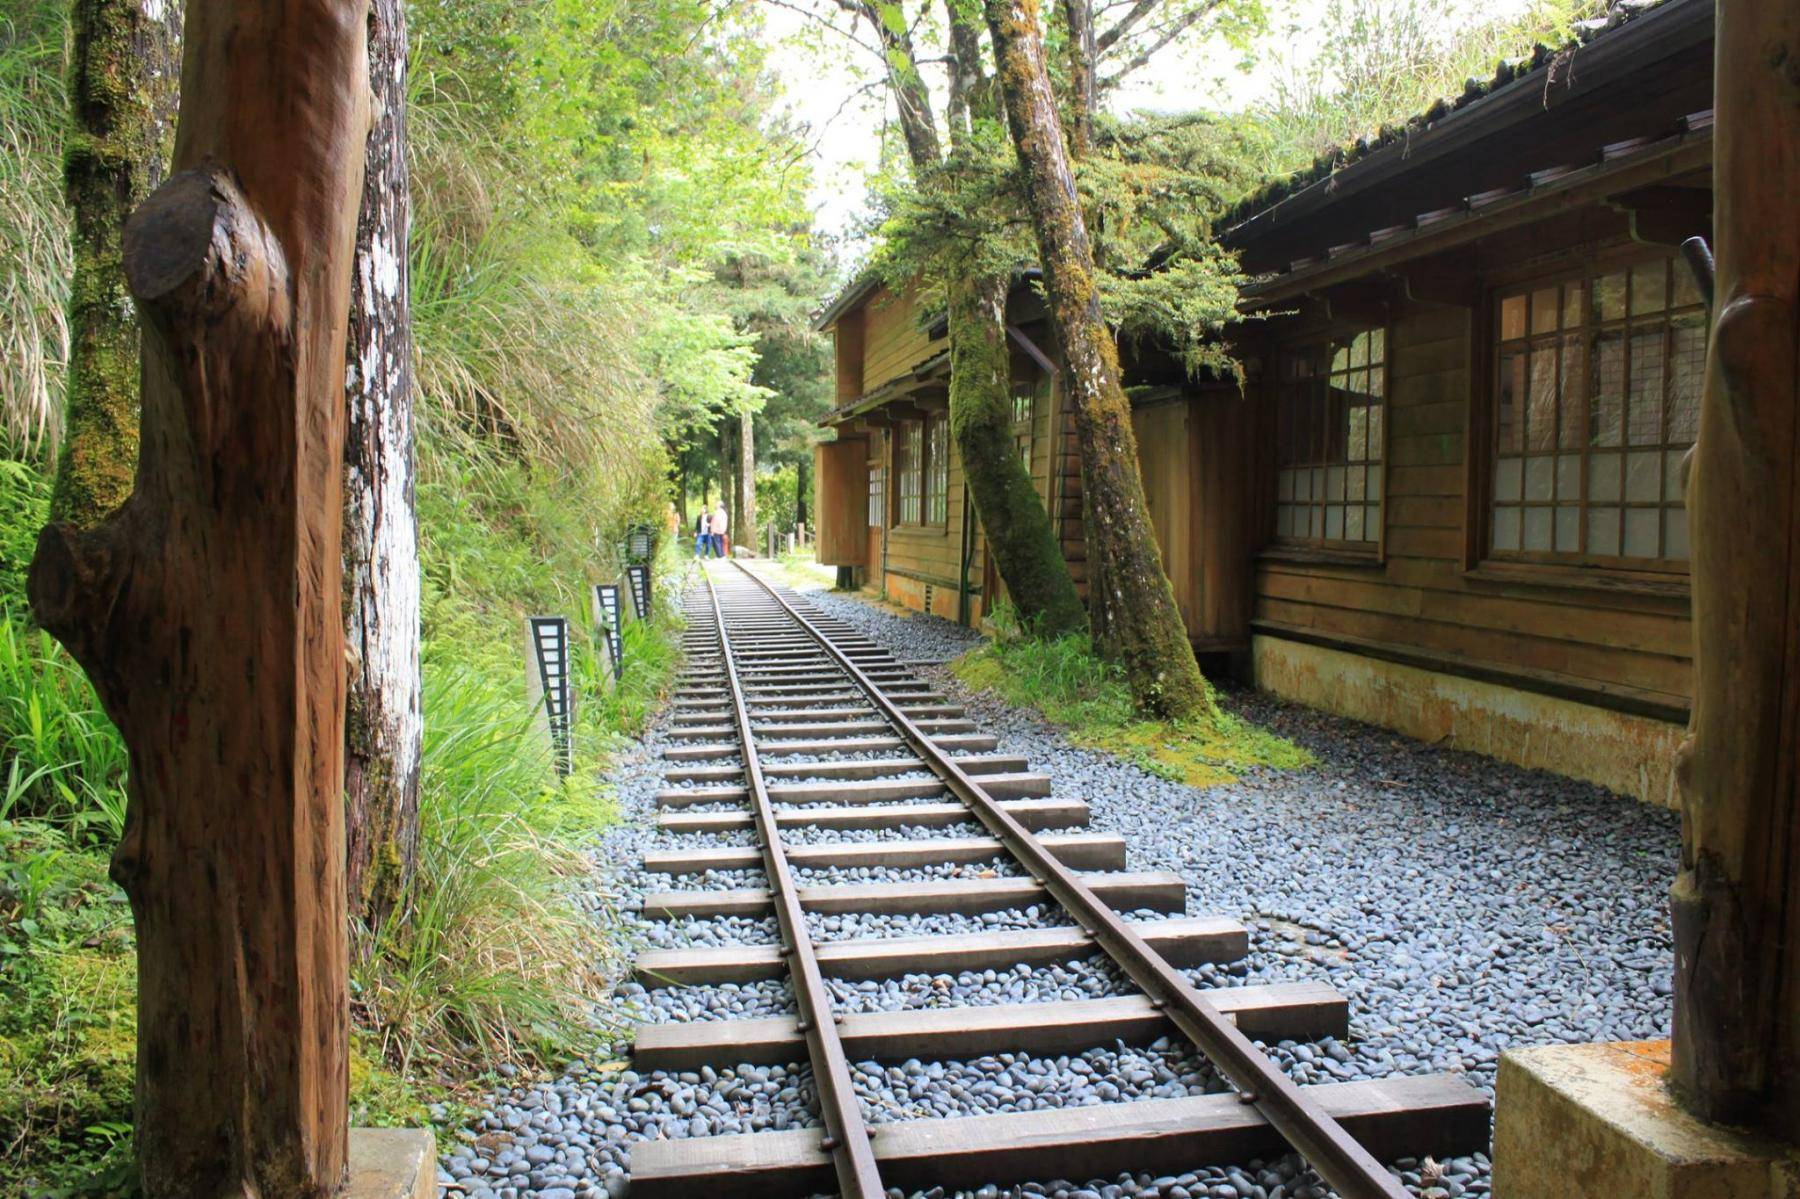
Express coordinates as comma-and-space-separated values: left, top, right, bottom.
958, 481, 976, 626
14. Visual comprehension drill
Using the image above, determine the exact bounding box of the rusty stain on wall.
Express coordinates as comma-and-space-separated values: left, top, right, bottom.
1253, 635, 1684, 808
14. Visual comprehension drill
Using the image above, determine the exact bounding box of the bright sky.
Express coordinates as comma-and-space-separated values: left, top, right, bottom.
760, 0, 1543, 253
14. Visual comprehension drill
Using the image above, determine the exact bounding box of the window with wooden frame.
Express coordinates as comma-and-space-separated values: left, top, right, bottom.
1275, 329, 1387, 548
894, 420, 923, 525
1486, 255, 1702, 569
925, 413, 950, 525
1012, 387, 1035, 471
867, 459, 885, 528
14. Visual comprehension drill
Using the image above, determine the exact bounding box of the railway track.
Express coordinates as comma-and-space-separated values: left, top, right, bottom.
626, 560, 1488, 1198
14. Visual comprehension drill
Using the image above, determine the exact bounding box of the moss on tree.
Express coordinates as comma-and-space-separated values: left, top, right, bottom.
947, 272, 1086, 637
50, 0, 180, 529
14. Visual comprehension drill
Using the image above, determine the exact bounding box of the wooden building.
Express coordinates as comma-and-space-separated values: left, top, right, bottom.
815, 0, 1712, 805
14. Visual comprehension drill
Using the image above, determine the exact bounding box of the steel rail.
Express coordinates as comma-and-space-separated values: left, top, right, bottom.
698, 566, 885, 1198
729, 559, 1409, 1199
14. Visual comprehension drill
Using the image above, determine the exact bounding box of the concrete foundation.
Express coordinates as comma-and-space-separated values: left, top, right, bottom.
1251, 635, 1687, 807
348, 1127, 436, 1199
1493, 1041, 1799, 1199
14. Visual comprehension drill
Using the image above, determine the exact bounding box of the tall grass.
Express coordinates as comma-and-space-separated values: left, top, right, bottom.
408, 79, 662, 484
0, 3, 71, 462
0, 619, 129, 844
352, 666, 621, 1077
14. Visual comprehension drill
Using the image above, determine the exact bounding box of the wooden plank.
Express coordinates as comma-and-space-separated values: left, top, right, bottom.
756, 733, 999, 757
636, 870, 1186, 919
659, 798, 1088, 834
641, 831, 1126, 875
631, 983, 1349, 1070
632, 914, 1246, 986
756, 719, 978, 739
628, 1074, 1491, 1198
767, 772, 1050, 804
655, 776, 1053, 810
1253, 596, 1694, 697
758, 754, 1028, 781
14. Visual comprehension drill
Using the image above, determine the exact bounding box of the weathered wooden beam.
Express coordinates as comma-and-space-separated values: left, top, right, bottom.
630, 984, 1350, 1070
628, 1075, 1491, 1198
632, 914, 1246, 985
658, 797, 1089, 833
636, 870, 1186, 918
25, 1, 373, 1190
1670, 0, 1800, 1138
640, 831, 1126, 875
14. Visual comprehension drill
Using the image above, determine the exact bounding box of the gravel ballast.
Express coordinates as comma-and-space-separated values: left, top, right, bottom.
441, 572, 1678, 1199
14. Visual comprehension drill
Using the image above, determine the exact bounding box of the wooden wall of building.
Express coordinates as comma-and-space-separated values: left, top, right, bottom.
1249, 299, 1694, 719
862, 286, 942, 394
813, 439, 868, 566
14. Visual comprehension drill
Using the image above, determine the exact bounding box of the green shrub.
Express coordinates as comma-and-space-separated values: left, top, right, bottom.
352, 665, 622, 1078
954, 604, 1311, 787
0, 617, 128, 844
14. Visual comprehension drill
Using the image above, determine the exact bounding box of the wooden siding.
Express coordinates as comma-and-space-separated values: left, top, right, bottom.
1250, 300, 1694, 715
814, 439, 868, 566
862, 286, 942, 394
1132, 400, 1197, 631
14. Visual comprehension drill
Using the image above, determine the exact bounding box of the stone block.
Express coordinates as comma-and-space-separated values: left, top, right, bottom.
1494, 1040, 1796, 1199
348, 1127, 436, 1199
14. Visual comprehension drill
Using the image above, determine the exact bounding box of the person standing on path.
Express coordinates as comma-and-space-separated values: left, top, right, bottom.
693, 510, 710, 558
711, 501, 730, 559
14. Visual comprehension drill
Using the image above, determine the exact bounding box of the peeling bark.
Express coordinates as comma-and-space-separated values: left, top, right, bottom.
344, 0, 422, 949
984, 0, 1214, 722
51, 0, 181, 528
1669, 0, 1800, 1137
28, 1, 372, 1190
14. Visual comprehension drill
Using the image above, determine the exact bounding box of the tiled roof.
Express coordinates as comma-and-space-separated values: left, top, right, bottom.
1223, 0, 1688, 235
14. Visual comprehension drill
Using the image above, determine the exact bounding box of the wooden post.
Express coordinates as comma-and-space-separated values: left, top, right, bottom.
27, 1, 372, 1193
1669, 0, 1800, 1139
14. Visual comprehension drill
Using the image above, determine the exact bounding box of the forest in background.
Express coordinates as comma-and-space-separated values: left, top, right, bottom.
0, 0, 1607, 1191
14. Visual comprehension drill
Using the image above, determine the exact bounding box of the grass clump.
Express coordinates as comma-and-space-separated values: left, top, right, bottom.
352, 666, 619, 1081
953, 606, 1311, 787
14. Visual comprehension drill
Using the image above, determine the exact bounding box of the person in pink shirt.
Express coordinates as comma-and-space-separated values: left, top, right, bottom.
711, 502, 729, 558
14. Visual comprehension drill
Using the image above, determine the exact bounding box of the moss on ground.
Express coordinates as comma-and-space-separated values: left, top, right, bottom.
953, 633, 1311, 788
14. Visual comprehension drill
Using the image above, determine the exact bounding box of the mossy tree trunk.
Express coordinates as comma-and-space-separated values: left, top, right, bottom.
344, 0, 422, 953
28, 0, 373, 1189
942, 0, 1085, 637
51, 0, 181, 528
1057, 0, 1095, 155
984, 0, 1215, 722
841, 0, 1083, 633
946, 256, 1088, 637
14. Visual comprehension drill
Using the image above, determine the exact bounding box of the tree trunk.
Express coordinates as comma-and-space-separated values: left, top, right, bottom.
985, 0, 1214, 722
796, 452, 810, 532
719, 419, 734, 536
28, 2, 371, 1192
50, 0, 181, 528
941, 0, 1085, 638
737, 407, 757, 555
1058, 0, 1096, 156
344, 0, 421, 952
1669, 0, 1800, 1139
676, 456, 689, 530
948, 273, 1087, 635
